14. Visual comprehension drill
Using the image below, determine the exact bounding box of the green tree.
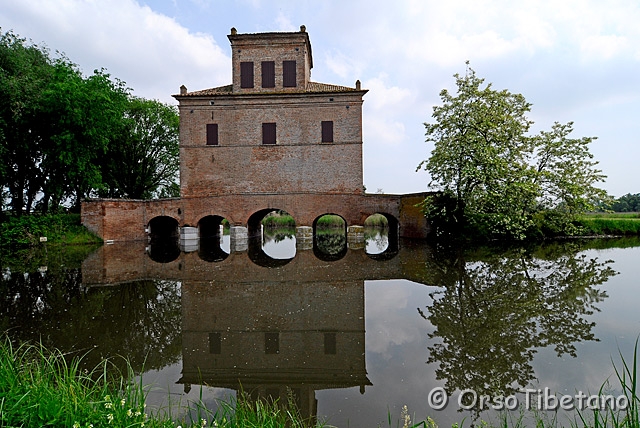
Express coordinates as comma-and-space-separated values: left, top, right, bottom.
0, 31, 52, 215
100, 97, 179, 199
39, 64, 129, 211
0, 30, 130, 213
418, 63, 608, 239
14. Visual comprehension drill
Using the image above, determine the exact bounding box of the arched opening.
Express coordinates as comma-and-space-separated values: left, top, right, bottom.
365, 213, 399, 261
147, 216, 180, 263
247, 209, 296, 267
313, 214, 347, 262
197, 215, 230, 262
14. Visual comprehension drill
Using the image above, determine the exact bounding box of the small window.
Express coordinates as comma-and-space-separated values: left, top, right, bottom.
206, 124, 218, 146
265, 332, 279, 354
240, 61, 254, 88
261, 61, 275, 88
321, 121, 333, 143
283, 60, 296, 87
209, 332, 221, 354
324, 332, 337, 354
262, 123, 276, 145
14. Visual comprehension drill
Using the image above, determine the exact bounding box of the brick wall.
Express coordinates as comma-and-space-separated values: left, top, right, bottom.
178, 92, 365, 197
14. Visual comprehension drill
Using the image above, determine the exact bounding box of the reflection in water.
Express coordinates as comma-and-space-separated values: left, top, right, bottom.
262, 226, 296, 259
419, 243, 616, 417
364, 228, 388, 254
314, 230, 347, 261
1, 235, 636, 426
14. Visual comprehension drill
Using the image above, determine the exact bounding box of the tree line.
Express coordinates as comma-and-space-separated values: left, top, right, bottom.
0, 30, 179, 217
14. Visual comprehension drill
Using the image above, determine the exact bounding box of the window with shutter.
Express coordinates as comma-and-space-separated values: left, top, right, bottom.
261, 61, 275, 88
206, 124, 219, 146
262, 123, 276, 145
283, 60, 296, 87
240, 61, 254, 88
321, 121, 333, 143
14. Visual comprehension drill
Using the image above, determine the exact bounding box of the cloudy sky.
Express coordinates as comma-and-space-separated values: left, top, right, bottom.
2, 0, 638, 196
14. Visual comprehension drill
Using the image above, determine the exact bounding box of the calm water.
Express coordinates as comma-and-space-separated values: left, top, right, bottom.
1, 230, 640, 427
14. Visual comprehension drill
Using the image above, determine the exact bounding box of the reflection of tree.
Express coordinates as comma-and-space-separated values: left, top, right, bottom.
0, 265, 182, 375
313, 230, 347, 263
419, 244, 616, 409
263, 227, 295, 243
364, 227, 388, 253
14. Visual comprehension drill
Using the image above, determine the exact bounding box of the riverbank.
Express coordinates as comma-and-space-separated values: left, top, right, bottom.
2, 336, 639, 428
0, 337, 323, 428
577, 213, 640, 236
0, 213, 102, 248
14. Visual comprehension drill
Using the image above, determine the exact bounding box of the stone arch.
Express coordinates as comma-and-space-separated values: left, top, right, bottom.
197, 215, 229, 262
364, 212, 399, 261
148, 216, 179, 242
246, 208, 296, 267
312, 213, 347, 262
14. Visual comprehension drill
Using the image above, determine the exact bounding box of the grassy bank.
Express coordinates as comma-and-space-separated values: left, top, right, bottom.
0, 337, 324, 428
0, 213, 102, 248
577, 213, 640, 236
2, 336, 640, 427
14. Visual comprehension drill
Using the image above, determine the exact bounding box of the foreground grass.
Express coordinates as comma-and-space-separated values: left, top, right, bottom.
0, 337, 325, 428
3, 334, 640, 428
0, 213, 102, 248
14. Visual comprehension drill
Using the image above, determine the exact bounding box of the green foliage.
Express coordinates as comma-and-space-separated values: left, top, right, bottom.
0, 29, 180, 213
418, 63, 608, 241
100, 97, 180, 199
0, 213, 102, 248
608, 193, 640, 212
0, 337, 327, 428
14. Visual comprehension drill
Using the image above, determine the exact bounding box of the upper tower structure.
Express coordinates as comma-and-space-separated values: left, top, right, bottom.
174, 27, 368, 199
229, 25, 313, 93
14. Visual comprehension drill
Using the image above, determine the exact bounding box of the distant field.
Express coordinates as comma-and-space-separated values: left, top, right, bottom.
578, 212, 640, 235
583, 212, 640, 219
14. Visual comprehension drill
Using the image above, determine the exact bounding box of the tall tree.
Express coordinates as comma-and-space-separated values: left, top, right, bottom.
100, 97, 179, 199
418, 63, 608, 239
0, 31, 52, 214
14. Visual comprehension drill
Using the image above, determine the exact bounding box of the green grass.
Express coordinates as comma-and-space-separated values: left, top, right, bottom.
576, 216, 640, 236
0, 336, 327, 428
315, 214, 345, 229
0, 213, 102, 248
261, 213, 296, 228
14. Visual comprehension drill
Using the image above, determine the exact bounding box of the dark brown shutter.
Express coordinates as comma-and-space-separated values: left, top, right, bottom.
261, 61, 275, 88
262, 122, 276, 145
264, 332, 279, 354
321, 121, 333, 143
240, 61, 254, 88
206, 123, 218, 146
209, 332, 221, 354
283, 60, 296, 87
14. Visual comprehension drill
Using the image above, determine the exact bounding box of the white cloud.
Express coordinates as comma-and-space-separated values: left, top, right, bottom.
0, 0, 230, 103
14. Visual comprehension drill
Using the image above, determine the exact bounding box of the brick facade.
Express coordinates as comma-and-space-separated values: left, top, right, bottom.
81, 27, 430, 241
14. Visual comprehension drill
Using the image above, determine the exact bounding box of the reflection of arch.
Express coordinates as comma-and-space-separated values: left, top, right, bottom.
365, 212, 399, 261
147, 216, 180, 263
247, 208, 296, 268
197, 215, 229, 262
313, 214, 347, 262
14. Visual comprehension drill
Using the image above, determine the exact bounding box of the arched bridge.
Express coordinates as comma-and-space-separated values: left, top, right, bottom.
81, 192, 432, 247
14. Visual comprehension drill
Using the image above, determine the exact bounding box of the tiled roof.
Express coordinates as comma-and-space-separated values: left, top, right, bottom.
176, 82, 362, 97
